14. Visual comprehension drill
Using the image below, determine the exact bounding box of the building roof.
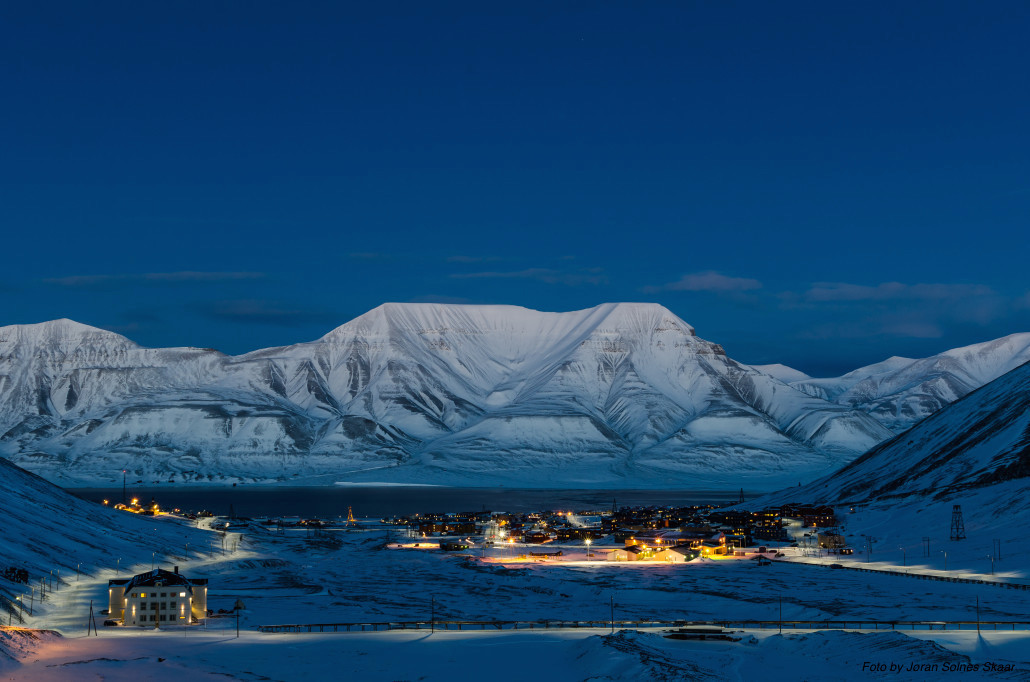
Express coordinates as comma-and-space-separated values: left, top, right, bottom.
118, 568, 195, 593
669, 546, 698, 556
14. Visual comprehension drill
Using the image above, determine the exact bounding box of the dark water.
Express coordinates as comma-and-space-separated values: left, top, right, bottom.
67, 486, 741, 518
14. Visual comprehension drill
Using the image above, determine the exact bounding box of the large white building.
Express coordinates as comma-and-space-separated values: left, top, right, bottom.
108, 567, 208, 626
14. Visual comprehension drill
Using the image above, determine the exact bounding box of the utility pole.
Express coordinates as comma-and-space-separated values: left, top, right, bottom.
976, 596, 980, 634
431, 596, 435, 633
779, 596, 783, 634
610, 595, 614, 634
87, 600, 98, 636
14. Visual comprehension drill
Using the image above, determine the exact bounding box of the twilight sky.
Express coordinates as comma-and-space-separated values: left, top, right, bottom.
2, 3, 1028, 376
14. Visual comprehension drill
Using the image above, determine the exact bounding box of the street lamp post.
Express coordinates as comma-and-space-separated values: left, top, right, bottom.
152, 552, 156, 571
987, 555, 995, 575
116, 558, 121, 578
585, 537, 592, 560
899, 547, 906, 567
941, 550, 948, 573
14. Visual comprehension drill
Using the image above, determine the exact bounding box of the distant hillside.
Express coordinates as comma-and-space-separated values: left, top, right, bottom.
789, 334, 1030, 432
759, 360, 1030, 506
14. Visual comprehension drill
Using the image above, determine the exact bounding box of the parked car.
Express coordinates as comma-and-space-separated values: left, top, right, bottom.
103, 619, 120, 626
830, 563, 844, 569
840, 547, 854, 555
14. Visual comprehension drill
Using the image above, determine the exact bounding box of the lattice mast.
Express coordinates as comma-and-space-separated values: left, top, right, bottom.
950, 505, 966, 541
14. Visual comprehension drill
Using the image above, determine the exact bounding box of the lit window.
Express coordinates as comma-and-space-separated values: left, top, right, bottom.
140, 593, 147, 598
179, 592, 186, 597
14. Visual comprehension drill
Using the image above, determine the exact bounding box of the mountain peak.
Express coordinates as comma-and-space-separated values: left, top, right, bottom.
319, 302, 695, 341
750, 363, 811, 383
0, 318, 138, 348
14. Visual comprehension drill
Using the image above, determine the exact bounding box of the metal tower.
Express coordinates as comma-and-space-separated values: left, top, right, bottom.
950, 505, 966, 541
347, 506, 356, 524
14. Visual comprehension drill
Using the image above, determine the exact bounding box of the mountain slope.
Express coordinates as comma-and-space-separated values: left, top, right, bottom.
0, 456, 216, 627
765, 359, 1030, 505
0, 304, 892, 489
790, 334, 1030, 432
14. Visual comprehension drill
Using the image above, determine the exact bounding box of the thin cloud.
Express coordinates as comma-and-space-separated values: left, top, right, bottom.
796, 317, 944, 341
44, 271, 265, 288
196, 300, 340, 327
643, 271, 762, 294
450, 268, 607, 286
805, 281, 994, 303
408, 294, 477, 304
446, 255, 501, 264
347, 252, 394, 261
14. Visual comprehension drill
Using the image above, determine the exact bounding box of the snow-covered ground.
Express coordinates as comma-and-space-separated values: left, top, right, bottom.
5, 627, 1030, 681
4, 519, 1029, 680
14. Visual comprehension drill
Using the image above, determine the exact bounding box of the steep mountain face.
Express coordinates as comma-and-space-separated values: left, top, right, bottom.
0, 304, 893, 489
764, 360, 1030, 505
788, 334, 1030, 432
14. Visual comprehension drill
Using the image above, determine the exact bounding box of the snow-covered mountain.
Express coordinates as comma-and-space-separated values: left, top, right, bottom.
0, 304, 893, 489
788, 334, 1030, 432
760, 359, 1030, 507
748, 364, 811, 384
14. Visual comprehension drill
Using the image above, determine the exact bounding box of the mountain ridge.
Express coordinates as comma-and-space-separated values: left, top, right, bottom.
0, 303, 892, 489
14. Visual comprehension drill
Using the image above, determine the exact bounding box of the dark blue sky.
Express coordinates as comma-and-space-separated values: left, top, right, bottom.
2, 3, 1028, 375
